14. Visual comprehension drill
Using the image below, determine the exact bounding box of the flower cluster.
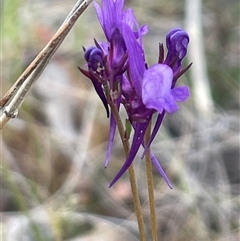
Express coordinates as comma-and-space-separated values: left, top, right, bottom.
79, 0, 191, 188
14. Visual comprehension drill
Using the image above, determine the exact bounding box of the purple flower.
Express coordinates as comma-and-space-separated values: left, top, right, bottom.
94, 0, 147, 43
94, 0, 124, 42
79, 0, 191, 188
142, 64, 190, 114
91, 0, 149, 170
109, 25, 190, 187
141, 29, 192, 158
94, 0, 147, 70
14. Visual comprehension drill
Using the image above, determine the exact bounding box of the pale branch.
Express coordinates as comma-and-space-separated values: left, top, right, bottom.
0, 0, 93, 130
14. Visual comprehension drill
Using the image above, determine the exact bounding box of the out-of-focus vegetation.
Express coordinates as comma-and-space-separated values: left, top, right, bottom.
1, 0, 239, 240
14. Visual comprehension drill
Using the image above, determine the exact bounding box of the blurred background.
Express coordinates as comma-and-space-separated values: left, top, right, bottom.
1, 0, 239, 240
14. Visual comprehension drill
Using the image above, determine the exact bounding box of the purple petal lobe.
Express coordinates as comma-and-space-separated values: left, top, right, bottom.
162, 94, 179, 113
122, 8, 147, 45
142, 64, 175, 113
171, 86, 190, 102
94, 2, 104, 29
95, 0, 124, 41
122, 23, 145, 97
123, 8, 135, 30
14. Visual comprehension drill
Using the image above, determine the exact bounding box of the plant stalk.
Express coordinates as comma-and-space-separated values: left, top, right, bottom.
109, 102, 146, 241
145, 121, 158, 241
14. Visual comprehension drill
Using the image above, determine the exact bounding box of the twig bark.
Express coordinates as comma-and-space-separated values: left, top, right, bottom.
0, 0, 93, 130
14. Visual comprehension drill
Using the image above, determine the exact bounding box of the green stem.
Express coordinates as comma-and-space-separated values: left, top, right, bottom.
109, 102, 146, 241
145, 121, 158, 241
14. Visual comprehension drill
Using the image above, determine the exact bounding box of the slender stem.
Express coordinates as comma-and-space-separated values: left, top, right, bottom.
109, 102, 146, 241
127, 165, 146, 241
0, 0, 93, 128
145, 120, 158, 241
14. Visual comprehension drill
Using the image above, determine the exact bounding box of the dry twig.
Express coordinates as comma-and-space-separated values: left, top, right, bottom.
0, 0, 93, 130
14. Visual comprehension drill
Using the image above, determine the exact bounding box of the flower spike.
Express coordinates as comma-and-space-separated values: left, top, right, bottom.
78, 0, 191, 188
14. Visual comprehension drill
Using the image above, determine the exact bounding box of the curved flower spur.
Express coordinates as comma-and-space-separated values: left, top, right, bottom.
78, 0, 191, 188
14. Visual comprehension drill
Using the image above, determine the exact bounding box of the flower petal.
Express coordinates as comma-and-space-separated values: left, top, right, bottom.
94, 2, 104, 29
95, 0, 124, 41
162, 94, 179, 113
122, 23, 145, 97
171, 86, 190, 102
142, 64, 174, 113
122, 8, 147, 46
